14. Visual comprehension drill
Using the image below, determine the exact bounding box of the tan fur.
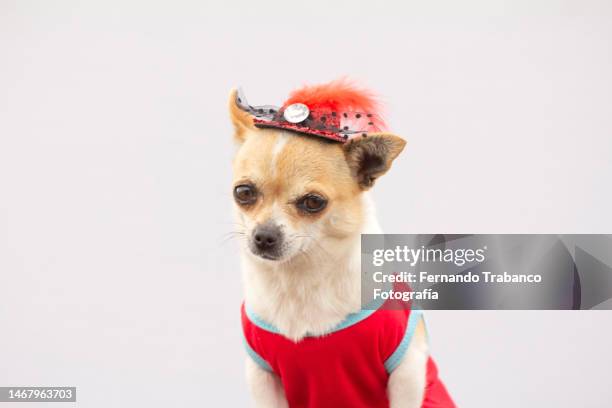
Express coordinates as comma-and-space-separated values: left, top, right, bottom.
233, 129, 364, 240
388, 318, 429, 407
229, 92, 425, 408
229, 89, 256, 142
344, 133, 407, 189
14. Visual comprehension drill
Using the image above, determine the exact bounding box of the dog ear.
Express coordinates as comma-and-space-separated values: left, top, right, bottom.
228, 89, 255, 143
343, 133, 406, 189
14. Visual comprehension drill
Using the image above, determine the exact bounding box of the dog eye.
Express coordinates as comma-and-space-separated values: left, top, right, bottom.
234, 184, 257, 205
297, 194, 327, 213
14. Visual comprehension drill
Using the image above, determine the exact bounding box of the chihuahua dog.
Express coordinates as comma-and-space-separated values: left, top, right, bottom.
229, 81, 454, 408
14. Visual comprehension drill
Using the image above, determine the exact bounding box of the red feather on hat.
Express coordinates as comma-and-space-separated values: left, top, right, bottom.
283, 79, 386, 132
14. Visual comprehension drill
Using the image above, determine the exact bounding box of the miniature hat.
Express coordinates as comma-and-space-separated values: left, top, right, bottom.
234, 79, 386, 143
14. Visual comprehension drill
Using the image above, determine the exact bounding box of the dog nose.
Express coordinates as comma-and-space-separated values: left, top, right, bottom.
253, 224, 282, 252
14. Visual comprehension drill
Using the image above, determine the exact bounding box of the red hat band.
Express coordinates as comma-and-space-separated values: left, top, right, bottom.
235, 79, 386, 143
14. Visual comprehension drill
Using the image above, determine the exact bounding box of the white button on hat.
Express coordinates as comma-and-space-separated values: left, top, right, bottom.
283, 103, 310, 123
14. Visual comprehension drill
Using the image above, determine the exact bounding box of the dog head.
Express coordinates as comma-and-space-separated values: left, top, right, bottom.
229, 89, 405, 265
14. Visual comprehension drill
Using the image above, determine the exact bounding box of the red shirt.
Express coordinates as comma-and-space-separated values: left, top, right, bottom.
241, 303, 455, 408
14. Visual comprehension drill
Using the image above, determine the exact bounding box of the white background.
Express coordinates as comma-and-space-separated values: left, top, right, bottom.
1, 1, 611, 407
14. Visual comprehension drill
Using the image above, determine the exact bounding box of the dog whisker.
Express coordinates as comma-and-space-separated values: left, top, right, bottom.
219, 230, 247, 246
289, 235, 334, 267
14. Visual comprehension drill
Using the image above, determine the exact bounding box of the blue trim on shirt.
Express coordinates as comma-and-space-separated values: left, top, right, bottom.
243, 337, 273, 372
244, 301, 383, 337
384, 309, 424, 373
332, 308, 376, 332
245, 306, 282, 334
